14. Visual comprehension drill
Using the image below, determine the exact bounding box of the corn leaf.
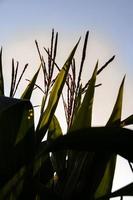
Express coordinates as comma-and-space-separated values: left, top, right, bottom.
60, 64, 98, 199
97, 182, 133, 200
94, 155, 116, 199
47, 115, 66, 179
48, 115, 63, 140
106, 76, 125, 126
72, 84, 82, 120
43, 127, 133, 162
35, 156, 54, 186
72, 62, 98, 129
0, 96, 35, 160
0, 48, 4, 95
0, 96, 35, 198
97, 55, 115, 75
121, 114, 133, 127
0, 166, 26, 199
36, 40, 80, 144
0, 153, 52, 199
95, 76, 125, 199
0, 155, 52, 199
33, 180, 59, 200
21, 67, 40, 100
108, 182, 133, 198
0, 96, 52, 198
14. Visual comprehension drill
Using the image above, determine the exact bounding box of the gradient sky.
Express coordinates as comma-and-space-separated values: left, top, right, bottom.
0, 1, 133, 199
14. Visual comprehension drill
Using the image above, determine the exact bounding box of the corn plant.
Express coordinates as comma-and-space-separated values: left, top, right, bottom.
0, 30, 133, 200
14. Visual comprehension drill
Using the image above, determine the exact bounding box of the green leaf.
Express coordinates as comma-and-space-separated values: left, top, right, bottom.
47, 115, 66, 179
36, 39, 80, 144
97, 182, 133, 199
48, 115, 63, 140
97, 55, 115, 75
0, 96, 35, 196
95, 76, 125, 199
44, 127, 133, 162
109, 182, 133, 197
72, 84, 82, 120
106, 76, 125, 126
0, 48, 4, 95
35, 155, 54, 186
94, 156, 116, 199
0, 153, 52, 199
33, 180, 59, 200
61, 63, 99, 199
37, 126, 133, 199
0, 165, 26, 199
72, 61, 98, 129
21, 67, 40, 100
121, 114, 133, 127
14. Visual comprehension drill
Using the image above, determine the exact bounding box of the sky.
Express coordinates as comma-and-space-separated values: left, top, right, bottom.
0, 0, 133, 199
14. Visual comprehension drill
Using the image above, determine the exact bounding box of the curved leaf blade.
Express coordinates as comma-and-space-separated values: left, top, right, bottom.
44, 127, 133, 162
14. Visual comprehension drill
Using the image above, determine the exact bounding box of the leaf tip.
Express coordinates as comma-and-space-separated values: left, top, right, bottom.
121, 74, 126, 85
0, 47, 2, 55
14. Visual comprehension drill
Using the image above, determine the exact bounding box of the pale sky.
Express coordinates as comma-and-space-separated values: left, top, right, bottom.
0, 1, 133, 199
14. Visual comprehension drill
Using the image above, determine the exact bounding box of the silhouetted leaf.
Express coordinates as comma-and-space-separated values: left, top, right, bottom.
0, 48, 4, 95
95, 76, 125, 199
72, 62, 98, 129
97, 55, 115, 75
42, 127, 133, 162
0, 166, 26, 199
36, 39, 80, 144
107, 76, 125, 126
0, 96, 35, 198
48, 115, 66, 180
75, 31, 89, 95
61, 63, 98, 199
121, 114, 133, 127
97, 182, 133, 199
21, 67, 40, 100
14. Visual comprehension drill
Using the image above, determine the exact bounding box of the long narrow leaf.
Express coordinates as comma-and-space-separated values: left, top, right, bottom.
0, 166, 26, 199
106, 76, 125, 126
0, 48, 4, 95
42, 127, 133, 162
76, 31, 89, 95
63, 63, 98, 199
36, 39, 80, 144
0, 96, 35, 198
97, 55, 115, 75
47, 115, 66, 179
97, 182, 133, 200
9, 59, 15, 97
121, 114, 133, 127
72, 61, 98, 129
21, 67, 40, 100
95, 76, 125, 199
0, 97, 35, 175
